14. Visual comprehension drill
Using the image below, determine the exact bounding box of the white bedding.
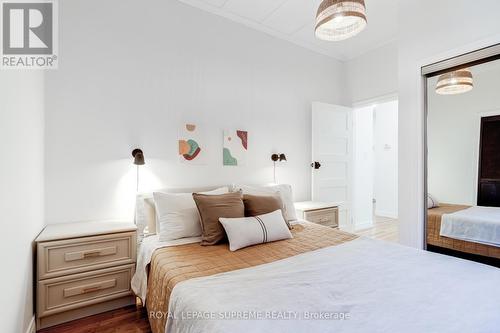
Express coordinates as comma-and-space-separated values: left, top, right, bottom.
131, 235, 201, 302
165, 237, 500, 333
441, 206, 500, 247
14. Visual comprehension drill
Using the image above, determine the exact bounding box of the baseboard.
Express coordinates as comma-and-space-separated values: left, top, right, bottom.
26, 316, 36, 333
375, 211, 398, 219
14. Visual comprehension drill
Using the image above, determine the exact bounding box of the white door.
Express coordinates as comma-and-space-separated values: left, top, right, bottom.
312, 102, 353, 230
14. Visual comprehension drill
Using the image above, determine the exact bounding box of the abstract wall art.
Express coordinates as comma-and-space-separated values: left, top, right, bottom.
178, 123, 207, 164
223, 129, 248, 166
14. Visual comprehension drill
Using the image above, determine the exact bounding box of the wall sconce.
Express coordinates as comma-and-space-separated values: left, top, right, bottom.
132, 149, 145, 165
132, 149, 145, 191
271, 153, 287, 183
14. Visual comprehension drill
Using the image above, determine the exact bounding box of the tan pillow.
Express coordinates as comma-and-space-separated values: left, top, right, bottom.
243, 194, 292, 230
193, 192, 244, 246
243, 194, 283, 217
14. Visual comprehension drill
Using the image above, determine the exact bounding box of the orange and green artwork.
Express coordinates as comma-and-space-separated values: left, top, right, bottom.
178, 123, 206, 164
223, 129, 248, 166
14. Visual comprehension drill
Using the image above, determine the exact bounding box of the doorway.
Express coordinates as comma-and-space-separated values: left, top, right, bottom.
311, 99, 399, 241
351, 100, 399, 241
477, 115, 500, 207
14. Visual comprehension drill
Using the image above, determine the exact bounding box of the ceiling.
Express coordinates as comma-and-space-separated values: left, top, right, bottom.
178, 0, 398, 61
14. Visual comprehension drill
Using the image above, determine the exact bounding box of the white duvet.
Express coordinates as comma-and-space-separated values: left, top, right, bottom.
441, 206, 500, 247
165, 237, 500, 333
131, 235, 201, 302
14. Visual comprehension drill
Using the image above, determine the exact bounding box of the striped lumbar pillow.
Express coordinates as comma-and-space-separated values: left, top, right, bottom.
427, 194, 439, 208
219, 210, 293, 251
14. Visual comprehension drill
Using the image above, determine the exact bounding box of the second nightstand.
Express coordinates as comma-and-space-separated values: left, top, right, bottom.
295, 201, 339, 228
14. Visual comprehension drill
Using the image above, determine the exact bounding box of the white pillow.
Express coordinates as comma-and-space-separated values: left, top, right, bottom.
153, 187, 228, 241
142, 197, 157, 234
219, 210, 293, 251
427, 194, 439, 208
233, 184, 298, 222
135, 195, 161, 241
136, 187, 226, 237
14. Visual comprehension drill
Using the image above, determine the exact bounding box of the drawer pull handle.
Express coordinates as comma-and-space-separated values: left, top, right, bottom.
64, 246, 117, 262
63, 278, 117, 298
83, 250, 102, 258
82, 286, 102, 294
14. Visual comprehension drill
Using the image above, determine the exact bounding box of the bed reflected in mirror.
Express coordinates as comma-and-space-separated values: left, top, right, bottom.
425, 58, 500, 267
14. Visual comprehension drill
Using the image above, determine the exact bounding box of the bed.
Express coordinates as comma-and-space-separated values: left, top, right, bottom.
132, 187, 500, 333
135, 221, 500, 333
144, 222, 357, 333
427, 204, 500, 259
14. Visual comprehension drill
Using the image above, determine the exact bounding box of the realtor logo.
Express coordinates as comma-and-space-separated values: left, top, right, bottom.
1, 0, 58, 69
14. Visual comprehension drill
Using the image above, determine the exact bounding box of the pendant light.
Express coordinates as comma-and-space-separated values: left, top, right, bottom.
435, 68, 473, 95
315, 0, 367, 41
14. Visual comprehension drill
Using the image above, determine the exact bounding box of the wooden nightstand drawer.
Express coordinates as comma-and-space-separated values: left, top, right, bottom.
304, 208, 338, 227
38, 232, 136, 280
37, 264, 135, 318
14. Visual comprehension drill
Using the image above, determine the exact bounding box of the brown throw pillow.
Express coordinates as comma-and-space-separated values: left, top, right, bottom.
243, 194, 283, 216
243, 194, 292, 230
193, 191, 244, 246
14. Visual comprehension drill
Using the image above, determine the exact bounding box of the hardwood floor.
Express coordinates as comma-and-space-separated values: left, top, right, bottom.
38, 305, 152, 333
352, 216, 399, 242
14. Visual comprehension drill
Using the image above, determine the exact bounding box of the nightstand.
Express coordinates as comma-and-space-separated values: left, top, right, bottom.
35, 221, 137, 329
295, 201, 340, 228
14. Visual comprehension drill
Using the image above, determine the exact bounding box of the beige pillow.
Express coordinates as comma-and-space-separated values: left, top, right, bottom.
193, 192, 245, 246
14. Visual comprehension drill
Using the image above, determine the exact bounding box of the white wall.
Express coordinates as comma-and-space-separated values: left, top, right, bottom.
398, 0, 500, 248
44, 0, 500, 250
346, 41, 398, 104
44, 0, 348, 224
373, 100, 398, 218
352, 106, 374, 229
0, 72, 45, 333
427, 63, 500, 206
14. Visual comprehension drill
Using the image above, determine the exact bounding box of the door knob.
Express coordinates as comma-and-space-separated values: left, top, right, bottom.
311, 161, 321, 169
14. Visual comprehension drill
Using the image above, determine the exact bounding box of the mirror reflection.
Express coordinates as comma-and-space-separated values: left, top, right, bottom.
426, 59, 500, 266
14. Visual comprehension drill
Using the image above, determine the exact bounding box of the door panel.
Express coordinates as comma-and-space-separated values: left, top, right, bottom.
312, 102, 352, 229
